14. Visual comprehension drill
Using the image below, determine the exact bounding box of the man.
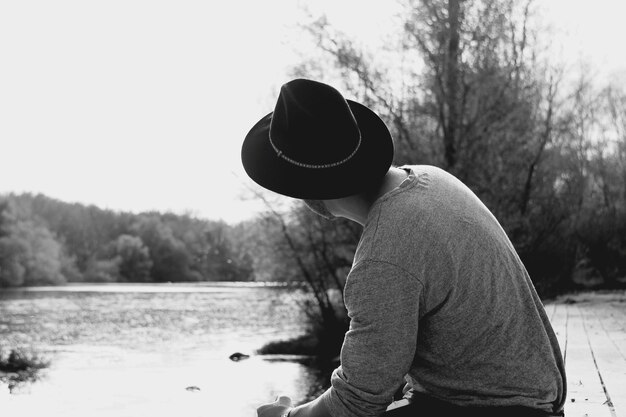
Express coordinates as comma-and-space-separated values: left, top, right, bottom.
242, 79, 566, 417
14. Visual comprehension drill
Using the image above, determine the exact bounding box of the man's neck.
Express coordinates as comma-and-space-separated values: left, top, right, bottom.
367, 166, 409, 204
326, 167, 409, 226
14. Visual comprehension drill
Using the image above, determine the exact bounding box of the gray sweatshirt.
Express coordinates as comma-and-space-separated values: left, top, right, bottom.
320, 165, 566, 417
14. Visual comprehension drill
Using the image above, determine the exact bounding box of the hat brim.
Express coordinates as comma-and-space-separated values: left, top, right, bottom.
241, 100, 394, 200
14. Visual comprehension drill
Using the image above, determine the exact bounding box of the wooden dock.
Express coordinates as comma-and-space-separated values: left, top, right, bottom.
546, 290, 626, 417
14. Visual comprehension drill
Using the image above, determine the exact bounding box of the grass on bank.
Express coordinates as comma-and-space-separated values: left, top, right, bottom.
256, 317, 347, 362
0, 348, 50, 392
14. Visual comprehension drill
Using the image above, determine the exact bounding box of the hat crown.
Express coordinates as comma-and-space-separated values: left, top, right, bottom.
269, 79, 361, 167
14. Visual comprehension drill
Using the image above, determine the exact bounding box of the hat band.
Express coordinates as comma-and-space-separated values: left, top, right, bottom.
268, 134, 362, 169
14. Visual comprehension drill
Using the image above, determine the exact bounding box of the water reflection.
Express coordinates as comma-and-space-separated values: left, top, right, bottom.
259, 355, 334, 404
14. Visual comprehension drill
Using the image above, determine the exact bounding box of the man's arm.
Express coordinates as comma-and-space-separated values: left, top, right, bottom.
326, 261, 421, 417
258, 261, 422, 417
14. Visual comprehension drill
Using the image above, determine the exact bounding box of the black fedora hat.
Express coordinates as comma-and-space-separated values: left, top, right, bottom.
241, 79, 394, 200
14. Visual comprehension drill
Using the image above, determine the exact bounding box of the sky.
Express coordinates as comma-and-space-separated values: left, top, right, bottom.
1, 0, 625, 223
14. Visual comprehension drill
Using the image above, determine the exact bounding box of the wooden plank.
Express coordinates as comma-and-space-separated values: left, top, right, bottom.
550, 302, 568, 355
567, 402, 620, 417
562, 303, 614, 417
606, 301, 626, 369
546, 293, 626, 416
581, 302, 626, 417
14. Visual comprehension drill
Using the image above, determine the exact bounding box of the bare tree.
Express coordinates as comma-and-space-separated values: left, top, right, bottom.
288, 0, 626, 294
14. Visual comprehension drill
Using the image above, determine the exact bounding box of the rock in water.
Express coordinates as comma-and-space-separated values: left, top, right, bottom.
229, 352, 250, 361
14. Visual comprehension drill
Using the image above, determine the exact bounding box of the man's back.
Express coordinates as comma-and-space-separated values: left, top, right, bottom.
324, 165, 566, 417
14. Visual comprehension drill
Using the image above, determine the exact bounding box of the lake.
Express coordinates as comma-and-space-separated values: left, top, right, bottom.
0, 283, 330, 417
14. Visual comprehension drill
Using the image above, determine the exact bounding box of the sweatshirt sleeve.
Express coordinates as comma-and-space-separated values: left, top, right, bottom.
322, 260, 423, 417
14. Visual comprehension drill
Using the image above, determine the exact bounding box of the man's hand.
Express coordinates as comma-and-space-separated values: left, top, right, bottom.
257, 395, 293, 417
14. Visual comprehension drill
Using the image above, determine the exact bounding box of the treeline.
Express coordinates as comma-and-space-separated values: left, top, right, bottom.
0, 194, 253, 287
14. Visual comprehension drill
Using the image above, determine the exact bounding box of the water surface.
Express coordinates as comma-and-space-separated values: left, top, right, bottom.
0, 283, 326, 416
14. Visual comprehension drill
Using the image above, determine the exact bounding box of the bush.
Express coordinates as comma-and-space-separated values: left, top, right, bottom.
108, 234, 153, 282
83, 258, 121, 282
257, 306, 348, 362
0, 200, 68, 287
0, 348, 50, 392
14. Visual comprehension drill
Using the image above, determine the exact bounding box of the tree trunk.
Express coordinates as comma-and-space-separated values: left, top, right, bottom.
444, 0, 461, 168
